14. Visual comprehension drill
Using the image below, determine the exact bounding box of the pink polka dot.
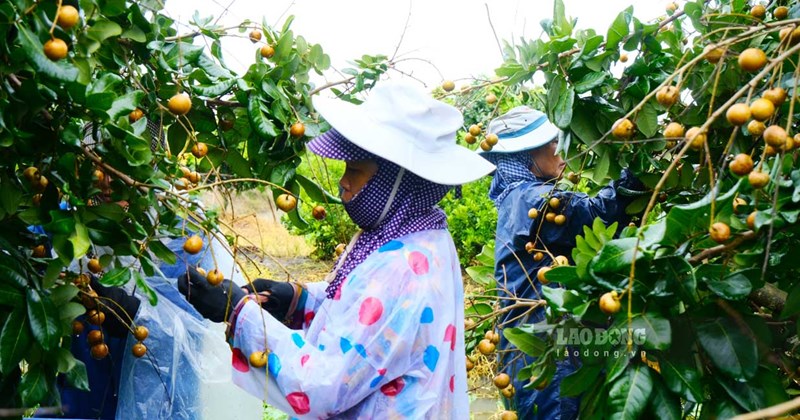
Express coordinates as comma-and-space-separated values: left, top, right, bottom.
286, 392, 310, 415
444, 324, 456, 351
305, 311, 315, 326
380, 377, 405, 397
231, 348, 249, 372
300, 354, 310, 366
450, 375, 454, 392
378, 368, 387, 375
358, 297, 384, 326
408, 251, 429, 275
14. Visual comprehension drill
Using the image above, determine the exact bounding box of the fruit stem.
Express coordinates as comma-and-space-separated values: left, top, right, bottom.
48, 0, 61, 37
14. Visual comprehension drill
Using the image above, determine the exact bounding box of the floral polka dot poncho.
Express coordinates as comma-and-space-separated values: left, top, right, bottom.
229, 229, 469, 419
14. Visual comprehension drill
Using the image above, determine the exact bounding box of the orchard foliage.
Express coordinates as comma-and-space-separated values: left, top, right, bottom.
483, 0, 800, 418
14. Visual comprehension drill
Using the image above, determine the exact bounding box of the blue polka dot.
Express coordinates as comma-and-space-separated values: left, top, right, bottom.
354, 344, 367, 358
268, 353, 281, 377
292, 333, 305, 348
319, 344, 325, 351
370, 375, 384, 388
423, 345, 439, 372
420, 307, 434, 324
340, 337, 352, 354
379, 241, 403, 252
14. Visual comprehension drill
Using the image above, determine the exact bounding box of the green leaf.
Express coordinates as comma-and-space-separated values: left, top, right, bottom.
606, 7, 632, 50
637, 102, 658, 137
0, 177, 21, 215
107, 91, 145, 120
544, 266, 581, 287
546, 75, 575, 130
703, 267, 754, 300
627, 312, 671, 350
0, 282, 23, 308
573, 72, 607, 93
26, 288, 60, 351
696, 317, 758, 380
17, 27, 79, 82
100, 267, 132, 287
465, 265, 495, 287
607, 363, 653, 420
592, 150, 611, 184
591, 237, 642, 273
64, 360, 89, 391
192, 79, 236, 97
134, 272, 158, 306
19, 363, 48, 407
780, 280, 800, 319
661, 180, 741, 246
503, 327, 546, 357
661, 357, 703, 402
55, 347, 77, 373
560, 364, 603, 397
648, 377, 681, 420
86, 19, 123, 43
247, 92, 278, 138
717, 374, 765, 412
225, 149, 253, 178
149, 240, 178, 266
656, 256, 697, 304
49, 284, 79, 307
0, 306, 31, 374
295, 174, 342, 204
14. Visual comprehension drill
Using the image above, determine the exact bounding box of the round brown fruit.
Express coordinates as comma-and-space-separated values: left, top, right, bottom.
619, 53, 629, 63
477, 339, 495, 355
709, 222, 731, 243
537, 266, 551, 284
780, 27, 799, 45
663, 122, 685, 139
545, 212, 556, 223
312, 205, 327, 220
87, 309, 105, 326
464, 133, 477, 144
168, 93, 192, 115
494, 373, 511, 389
738, 48, 767, 72
249, 30, 262, 43
87, 258, 103, 274
729, 153, 754, 176
32, 244, 47, 258
666, 2, 678, 12
733, 197, 747, 214
524, 241, 536, 254
207, 269, 224, 286
72, 320, 84, 335
567, 171, 580, 183
464, 318, 476, 330
750, 98, 775, 121
57, 5, 80, 29
763, 125, 787, 148
91, 343, 109, 360
527, 208, 539, 219
191, 142, 208, 159
763, 88, 787, 107
334, 243, 346, 256
750, 4, 766, 19
775, 6, 789, 20
549, 197, 561, 209
532, 377, 550, 391
747, 211, 757, 230
656, 86, 679, 107
44, 38, 68, 61
488, 330, 500, 344
275, 194, 297, 212
500, 411, 518, 420
748, 171, 770, 189
501, 385, 515, 398
34, 176, 49, 192
183, 235, 204, 254
486, 93, 498, 104
129, 108, 144, 123
554, 214, 566, 226
612, 118, 634, 139
479, 140, 492, 152
685, 127, 706, 150
469, 125, 482, 136
704, 45, 724, 63
485, 133, 499, 146
747, 120, 766, 137
195, 267, 207, 277
87, 329, 103, 345
725, 103, 751, 126
219, 118, 235, 131
554, 255, 569, 266
533, 252, 544, 262
187, 171, 201, 184
441, 80, 455, 92
134, 326, 149, 341
260, 45, 275, 58
765, 145, 778, 156
466, 357, 475, 372
290, 122, 305, 138
23, 166, 40, 182
132, 342, 147, 358
599, 292, 621, 315
249, 350, 267, 367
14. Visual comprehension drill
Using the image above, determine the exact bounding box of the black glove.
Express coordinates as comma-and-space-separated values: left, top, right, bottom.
242, 279, 297, 322
90, 276, 141, 338
177, 268, 246, 322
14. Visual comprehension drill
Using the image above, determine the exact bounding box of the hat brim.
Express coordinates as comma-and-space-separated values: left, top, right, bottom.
477, 121, 560, 154
312, 96, 495, 185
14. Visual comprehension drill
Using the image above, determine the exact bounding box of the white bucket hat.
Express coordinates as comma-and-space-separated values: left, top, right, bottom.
479, 106, 561, 154
309, 81, 496, 185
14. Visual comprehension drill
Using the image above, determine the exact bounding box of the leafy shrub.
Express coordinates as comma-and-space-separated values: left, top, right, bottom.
440, 176, 498, 266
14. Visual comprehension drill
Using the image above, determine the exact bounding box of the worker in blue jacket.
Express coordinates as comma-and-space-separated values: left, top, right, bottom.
478, 106, 645, 419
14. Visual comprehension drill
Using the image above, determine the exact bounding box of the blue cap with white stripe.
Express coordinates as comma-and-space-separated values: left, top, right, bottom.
477, 106, 561, 154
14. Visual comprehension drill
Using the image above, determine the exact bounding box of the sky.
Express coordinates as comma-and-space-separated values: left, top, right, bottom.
162, 0, 666, 91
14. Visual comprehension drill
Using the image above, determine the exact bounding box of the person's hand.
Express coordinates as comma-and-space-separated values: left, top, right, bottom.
177, 268, 246, 322
90, 276, 141, 337
241, 279, 299, 322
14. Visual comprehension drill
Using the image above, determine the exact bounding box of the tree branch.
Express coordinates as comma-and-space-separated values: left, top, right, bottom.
732, 395, 800, 420
688, 230, 757, 264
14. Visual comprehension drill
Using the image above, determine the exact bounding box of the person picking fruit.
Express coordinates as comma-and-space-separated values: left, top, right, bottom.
477, 106, 646, 420
178, 81, 495, 418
